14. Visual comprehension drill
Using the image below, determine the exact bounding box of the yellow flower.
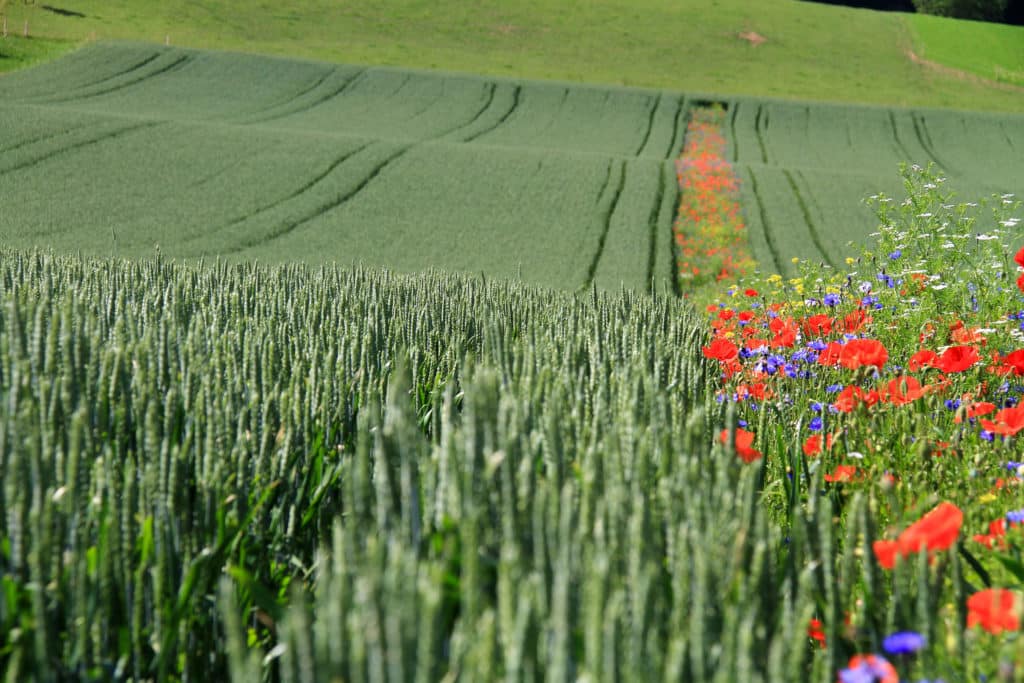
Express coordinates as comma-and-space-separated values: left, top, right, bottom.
791, 257, 800, 264
979, 493, 997, 504
845, 257, 856, 265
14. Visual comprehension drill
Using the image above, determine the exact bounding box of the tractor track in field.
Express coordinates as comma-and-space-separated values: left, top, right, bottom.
729, 105, 740, 163
1000, 122, 1018, 151
241, 68, 368, 125
46, 54, 194, 104
584, 160, 627, 288
0, 119, 101, 156
645, 160, 667, 290
462, 85, 522, 143
887, 111, 915, 164
753, 104, 770, 164
233, 144, 413, 253
745, 167, 784, 276
635, 92, 661, 157
665, 95, 687, 160
0, 121, 160, 178
23, 51, 163, 102
204, 143, 374, 238
783, 169, 835, 269
187, 143, 282, 189
910, 112, 954, 174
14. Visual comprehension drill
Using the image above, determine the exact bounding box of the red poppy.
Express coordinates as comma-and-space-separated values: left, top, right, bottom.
770, 327, 797, 348
884, 376, 924, 405
954, 401, 996, 424
967, 588, 1019, 634
899, 501, 963, 555
703, 337, 738, 362
981, 404, 1024, 436
833, 386, 880, 413
802, 433, 833, 456
839, 339, 888, 370
817, 341, 844, 366
807, 618, 825, 648
736, 382, 771, 401
1000, 349, 1024, 376
873, 502, 963, 569
824, 464, 859, 483
950, 323, 986, 346
843, 309, 872, 333
744, 288, 758, 297
934, 345, 979, 373
719, 428, 762, 463
973, 518, 1008, 549
908, 349, 938, 372
1016, 245, 1024, 269
803, 314, 833, 337
1017, 272, 1024, 294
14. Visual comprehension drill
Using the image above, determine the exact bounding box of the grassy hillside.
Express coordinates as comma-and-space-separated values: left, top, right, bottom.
906, 12, 1024, 86
1, 0, 1022, 112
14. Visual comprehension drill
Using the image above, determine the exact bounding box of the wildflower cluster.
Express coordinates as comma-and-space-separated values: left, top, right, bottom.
706, 164, 1024, 677
674, 107, 755, 291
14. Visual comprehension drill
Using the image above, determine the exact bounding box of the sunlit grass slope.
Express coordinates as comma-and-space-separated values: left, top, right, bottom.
906, 12, 1024, 86
1, 0, 1022, 111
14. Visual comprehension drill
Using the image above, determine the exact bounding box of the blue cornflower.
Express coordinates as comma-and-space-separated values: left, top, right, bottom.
981, 430, 996, 442
861, 295, 879, 307
738, 419, 748, 428
784, 364, 799, 378
888, 250, 902, 260
944, 399, 961, 411
809, 416, 823, 431
883, 631, 925, 655
1007, 509, 1024, 524
1005, 461, 1023, 471
826, 384, 844, 393
807, 340, 827, 351
823, 293, 841, 306
810, 401, 823, 413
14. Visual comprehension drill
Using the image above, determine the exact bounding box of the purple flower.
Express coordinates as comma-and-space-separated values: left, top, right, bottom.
888, 250, 902, 260
1007, 509, 1024, 524
809, 416, 823, 431
882, 630, 925, 655
824, 293, 841, 307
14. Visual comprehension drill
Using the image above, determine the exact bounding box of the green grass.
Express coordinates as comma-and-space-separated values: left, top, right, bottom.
906, 12, 1024, 86
0, 43, 682, 292
0, 35, 76, 71
2, 0, 1023, 111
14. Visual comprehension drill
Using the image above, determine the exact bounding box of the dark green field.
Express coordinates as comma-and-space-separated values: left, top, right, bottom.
0, 43, 684, 291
